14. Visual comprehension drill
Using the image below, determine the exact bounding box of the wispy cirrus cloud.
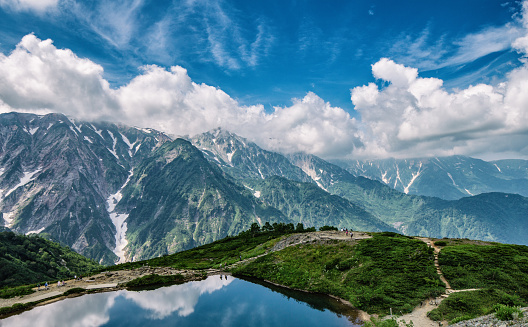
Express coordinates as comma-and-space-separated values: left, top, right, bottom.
193, 0, 275, 70
0, 0, 58, 13
68, 0, 145, 49
389, 5, 526, 73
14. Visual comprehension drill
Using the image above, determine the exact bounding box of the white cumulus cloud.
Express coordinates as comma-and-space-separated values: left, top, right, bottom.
0, 34, 361, 159
351, 57, 528, 159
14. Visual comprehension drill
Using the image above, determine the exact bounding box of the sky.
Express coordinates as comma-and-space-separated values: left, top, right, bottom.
0, 0, 528, 160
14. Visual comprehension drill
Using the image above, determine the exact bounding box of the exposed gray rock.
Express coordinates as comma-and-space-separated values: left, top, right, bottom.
451, 307, 528, 327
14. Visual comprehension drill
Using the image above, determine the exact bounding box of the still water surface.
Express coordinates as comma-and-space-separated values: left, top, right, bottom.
0, 276, 364, 327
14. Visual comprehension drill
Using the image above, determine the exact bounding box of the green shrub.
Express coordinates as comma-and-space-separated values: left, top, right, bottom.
450, 315, 474, 324
62, 287, 85, 296
364, 317, 398, 327
428, 289, 526, 322
0, 302, 32, 316
493, 304, 523, 321
319, 225, 338, 231
0, 285, 35, 299
125, 274, 185, 288
434, 241, 447, 247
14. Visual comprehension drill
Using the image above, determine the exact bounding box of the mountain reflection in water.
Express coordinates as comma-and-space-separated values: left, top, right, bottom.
0, 276, 362, 327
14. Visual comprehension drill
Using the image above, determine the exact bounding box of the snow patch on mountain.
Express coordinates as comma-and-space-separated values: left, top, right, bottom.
73, 123, 82, 134
447, 172, 457, 186
2, 211, 16, 228
4, 168, 42, 198
227, 151, 234, 164
107, 170, 133, 263
107, 131, 119, 160
69, 126, 79, 136
254, 191, 261, 198
84, 136, 93, 144
91, 124, 104, 139
299, 164, 327, 191
395, 166, 402, 189
494, 164, 502, 173
465, 189, 474, 196
120, 133, 134, 157
25, 227, 45, 235
381, 171, 390, 184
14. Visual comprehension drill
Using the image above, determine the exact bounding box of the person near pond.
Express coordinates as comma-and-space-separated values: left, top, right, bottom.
44, 282, 48, 290
37, 283, 40, 291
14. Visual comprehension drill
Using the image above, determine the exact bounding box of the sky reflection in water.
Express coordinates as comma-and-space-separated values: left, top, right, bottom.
0, 276, 361, 327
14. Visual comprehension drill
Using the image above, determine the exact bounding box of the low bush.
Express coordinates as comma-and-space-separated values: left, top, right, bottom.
494, 304, 523, 321
125, 274, 185, 288
427, 289, 525, 322
319, 226, 338, 231
0, 285, 35, 299
0, 302, 33, 316
449, 315, 473, 324
62, 287, 85, 296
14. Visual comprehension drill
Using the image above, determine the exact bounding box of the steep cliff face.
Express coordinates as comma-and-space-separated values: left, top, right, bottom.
0, 112, 168, 264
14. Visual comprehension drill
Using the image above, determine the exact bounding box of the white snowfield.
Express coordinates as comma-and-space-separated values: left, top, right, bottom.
107, 170, 134, 264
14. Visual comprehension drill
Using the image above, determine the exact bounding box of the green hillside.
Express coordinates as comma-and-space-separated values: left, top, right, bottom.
253, 176, 395, 232
0, 231, 101, 288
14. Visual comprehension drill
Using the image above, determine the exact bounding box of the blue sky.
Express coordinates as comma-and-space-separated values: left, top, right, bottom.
1, 0, 528, 159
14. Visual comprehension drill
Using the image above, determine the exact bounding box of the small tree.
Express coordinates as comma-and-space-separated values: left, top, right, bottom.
262, 222, 273, 232
295, 223, 305, 232
319, 225, 338, 231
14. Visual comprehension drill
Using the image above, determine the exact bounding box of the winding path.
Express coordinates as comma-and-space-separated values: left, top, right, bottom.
397, 238, 480, 327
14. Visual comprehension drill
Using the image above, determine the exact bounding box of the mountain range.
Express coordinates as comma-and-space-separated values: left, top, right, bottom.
333, 156, 528, 200
1, 112, 527, 265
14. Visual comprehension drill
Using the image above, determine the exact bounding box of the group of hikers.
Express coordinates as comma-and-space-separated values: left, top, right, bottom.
36, 274, 83, 291
36, 282, 49, 291
341, 228, 354, 238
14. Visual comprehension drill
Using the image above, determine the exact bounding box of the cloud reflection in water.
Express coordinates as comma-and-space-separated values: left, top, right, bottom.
0, 275, 232, 327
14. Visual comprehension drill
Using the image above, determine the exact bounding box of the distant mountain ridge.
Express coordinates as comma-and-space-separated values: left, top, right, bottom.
333, 156, 528, 200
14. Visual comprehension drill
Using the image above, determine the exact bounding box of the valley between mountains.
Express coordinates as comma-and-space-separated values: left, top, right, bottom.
1, 112, 528, 266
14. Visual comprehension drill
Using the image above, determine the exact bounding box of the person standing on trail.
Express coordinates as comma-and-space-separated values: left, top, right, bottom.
44, 282, 48, 290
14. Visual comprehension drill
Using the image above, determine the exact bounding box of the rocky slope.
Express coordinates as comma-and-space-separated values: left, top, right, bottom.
0, 112, 169, 264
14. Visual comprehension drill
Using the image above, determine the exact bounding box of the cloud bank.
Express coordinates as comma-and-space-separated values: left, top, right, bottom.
0, 34, 360, 158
